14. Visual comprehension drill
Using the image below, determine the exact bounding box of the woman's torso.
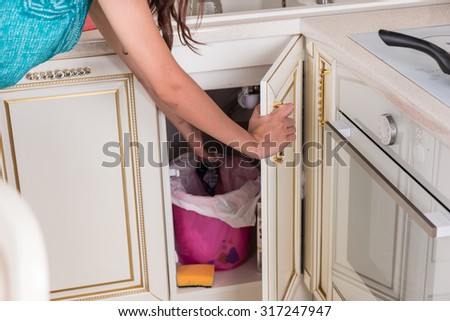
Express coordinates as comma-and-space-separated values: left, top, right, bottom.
0, 0, 92, 89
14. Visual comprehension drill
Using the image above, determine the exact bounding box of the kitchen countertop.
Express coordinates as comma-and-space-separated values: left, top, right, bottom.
74, 1, 435, 52
300, 3, 450, 146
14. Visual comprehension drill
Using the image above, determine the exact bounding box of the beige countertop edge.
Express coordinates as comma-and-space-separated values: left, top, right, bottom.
74, 1, 437, 48
301, 3, 450, 146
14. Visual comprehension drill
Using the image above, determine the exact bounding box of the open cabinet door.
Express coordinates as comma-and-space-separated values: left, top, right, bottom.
260, 36, 303, 300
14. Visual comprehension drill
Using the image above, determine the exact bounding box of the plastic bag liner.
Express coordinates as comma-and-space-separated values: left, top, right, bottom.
170, 153, 261, 270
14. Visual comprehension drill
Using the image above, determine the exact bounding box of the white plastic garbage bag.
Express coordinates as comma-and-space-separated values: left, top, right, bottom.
170, 153, 260, 228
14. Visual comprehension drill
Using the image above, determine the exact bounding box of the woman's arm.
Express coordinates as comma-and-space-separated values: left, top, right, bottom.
89, 1, 211, 159
90, 0, 295, 159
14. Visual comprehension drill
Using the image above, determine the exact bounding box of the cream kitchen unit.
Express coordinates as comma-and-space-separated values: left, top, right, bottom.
304, 46, 450, 301
0, 55, 171, 301
302, 4, 450, 301
0, 25, 305, 300
1, 1, 449, 301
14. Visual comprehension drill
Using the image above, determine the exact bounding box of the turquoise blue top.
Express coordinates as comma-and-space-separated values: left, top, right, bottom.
0, 0, 93, 89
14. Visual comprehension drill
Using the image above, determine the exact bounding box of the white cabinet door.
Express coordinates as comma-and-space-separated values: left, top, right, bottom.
0, 55, 169, 301
260, 36, 303, 301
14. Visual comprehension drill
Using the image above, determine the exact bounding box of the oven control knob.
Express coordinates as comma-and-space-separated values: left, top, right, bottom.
378, 114, 397, 146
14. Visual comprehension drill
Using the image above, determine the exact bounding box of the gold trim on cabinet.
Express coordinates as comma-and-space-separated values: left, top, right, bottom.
125, 76, 150, 290
281, 83, 295, 104
2, 74, 131, 92
0, 135, 7, 182
318, 61, 330, 127
332, 284, 345, 301
55, 284, 148, 301
4, 89, 115, 104
265, 37, 302, 85
50, 52, 116, 62
317, 55, 331, 299
4, 103, 21, 191
118, 76, 147, 290
2, 74, 149, 300
51, 277, 135, 295
115, 87, 136, 283
287, 69, 301, 300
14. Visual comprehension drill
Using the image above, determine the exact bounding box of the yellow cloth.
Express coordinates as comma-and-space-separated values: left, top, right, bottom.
176, 264, 215, 287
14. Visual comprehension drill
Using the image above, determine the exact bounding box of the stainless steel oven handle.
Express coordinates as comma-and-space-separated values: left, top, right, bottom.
325, 121, 437, 238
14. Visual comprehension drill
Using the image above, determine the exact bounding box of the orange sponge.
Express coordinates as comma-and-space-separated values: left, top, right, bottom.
176, 264, 215, 288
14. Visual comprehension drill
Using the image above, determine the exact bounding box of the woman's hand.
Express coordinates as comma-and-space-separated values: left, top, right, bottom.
246, 103, 296, 159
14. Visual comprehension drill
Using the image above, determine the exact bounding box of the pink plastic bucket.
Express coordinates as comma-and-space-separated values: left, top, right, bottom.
173, 205, 251, 270
171, 154, 260, 270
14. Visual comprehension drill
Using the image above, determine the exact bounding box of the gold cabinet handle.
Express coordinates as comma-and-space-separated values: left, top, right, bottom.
271, 101, 285, 163
272, 150, 285, 164
319, 65, 330, 127
26, 67, 92, 81
272, 101, 283, 108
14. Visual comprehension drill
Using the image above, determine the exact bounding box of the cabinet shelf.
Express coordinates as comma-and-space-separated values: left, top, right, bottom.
173, 254, 262, 301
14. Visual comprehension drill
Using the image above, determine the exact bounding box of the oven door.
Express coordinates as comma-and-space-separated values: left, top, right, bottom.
324, 113, 450, 301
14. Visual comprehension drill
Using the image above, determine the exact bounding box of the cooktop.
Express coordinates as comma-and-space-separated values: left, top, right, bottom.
350, 24, 450, 107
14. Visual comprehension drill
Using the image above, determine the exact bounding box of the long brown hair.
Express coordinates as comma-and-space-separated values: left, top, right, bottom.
148, 0, 203, 51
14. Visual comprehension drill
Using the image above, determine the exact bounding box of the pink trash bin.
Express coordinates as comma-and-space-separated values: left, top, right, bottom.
170, 154, 260, 270
173, 205, 252, 270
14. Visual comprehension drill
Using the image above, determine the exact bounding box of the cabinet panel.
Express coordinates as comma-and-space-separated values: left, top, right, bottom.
0, 56, 169, 300
173, 36, 293, 74
173, 36, 293, 91
317, 60, 450, 301
303, 49, 336, 300
260, 36, 303, 300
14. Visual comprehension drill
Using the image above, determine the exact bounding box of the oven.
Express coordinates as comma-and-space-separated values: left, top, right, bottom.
322, 64, 450, 301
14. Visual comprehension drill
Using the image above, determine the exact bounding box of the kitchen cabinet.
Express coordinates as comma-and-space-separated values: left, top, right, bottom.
0, 32, 307, 301
0, 55, 170, 301
305, 41, 450, 301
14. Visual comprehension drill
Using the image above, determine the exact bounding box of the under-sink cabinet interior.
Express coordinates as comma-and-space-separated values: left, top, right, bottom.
164, 86, 263, 301
163, 36, 305, 300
